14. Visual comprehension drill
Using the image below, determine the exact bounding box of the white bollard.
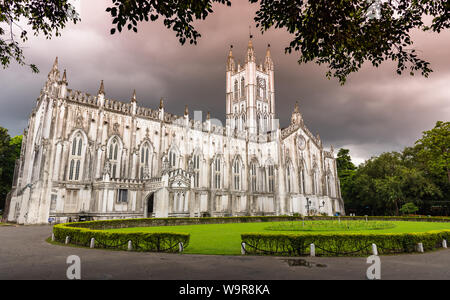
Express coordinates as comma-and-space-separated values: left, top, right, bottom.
90, 238, 95, 248
51, 233, 55, 242
417, 243, 424, 253
372, 243, 378, 256
179, 242, 184, 253
127, 240, 132, 251
443, 239, 447, 249
310, 243, 315, 257
65, 236, 70, 244
241, 242, 246, 255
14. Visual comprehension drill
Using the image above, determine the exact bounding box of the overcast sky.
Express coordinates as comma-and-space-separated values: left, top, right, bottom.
0, 1, 449, 165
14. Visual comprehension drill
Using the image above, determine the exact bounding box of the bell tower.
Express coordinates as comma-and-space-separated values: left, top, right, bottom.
226, 36, 276, 135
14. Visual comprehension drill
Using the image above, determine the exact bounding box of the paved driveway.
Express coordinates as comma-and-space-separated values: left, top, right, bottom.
0, 225, 448, 280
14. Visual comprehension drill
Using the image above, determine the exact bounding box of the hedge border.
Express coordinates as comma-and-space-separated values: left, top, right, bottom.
52, 215, 450, 255
241, 230, 450, 257
52, 222, 190, 253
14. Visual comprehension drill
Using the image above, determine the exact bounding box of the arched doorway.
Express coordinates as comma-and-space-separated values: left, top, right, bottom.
147, 193, 154, 217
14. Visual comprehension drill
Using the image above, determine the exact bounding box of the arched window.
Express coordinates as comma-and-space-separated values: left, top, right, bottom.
169, 150, 176, 168
140, 142, 152, 179
108, 137, 122, 179
250, 161, 258, 192
234, 80, 238, 99
300, 167, 306, 194
193, 153, 200, 188
286, 161, 293, 193
312, 166, 319, 195
68, 131, 85, 181
213, 155, 221, 189
240, 77, 245, 98
233, 157, 241, 190
268, 165, 275, 193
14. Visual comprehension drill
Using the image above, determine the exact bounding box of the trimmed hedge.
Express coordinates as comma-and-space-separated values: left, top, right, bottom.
53, 223, 189, 252
241, 230, 450, 256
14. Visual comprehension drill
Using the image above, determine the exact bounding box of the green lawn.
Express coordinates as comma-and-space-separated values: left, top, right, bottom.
108, 221, 450, 255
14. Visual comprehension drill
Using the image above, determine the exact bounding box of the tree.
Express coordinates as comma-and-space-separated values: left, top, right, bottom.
106, 0, 450, 84
336, 149, 357, 213
3, 1, 450, 84
0, 0, 79, 73
399, 202, 419, 215
413, 121, 450, 183
0, 128, 22, 210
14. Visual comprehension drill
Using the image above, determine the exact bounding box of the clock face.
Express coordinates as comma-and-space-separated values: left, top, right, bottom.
297, 135, 306, 150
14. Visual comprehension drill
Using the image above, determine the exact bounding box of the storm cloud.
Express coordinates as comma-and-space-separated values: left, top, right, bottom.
0, 1, 448, 165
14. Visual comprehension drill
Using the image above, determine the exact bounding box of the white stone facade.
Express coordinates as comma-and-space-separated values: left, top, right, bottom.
6, 40, 344, 224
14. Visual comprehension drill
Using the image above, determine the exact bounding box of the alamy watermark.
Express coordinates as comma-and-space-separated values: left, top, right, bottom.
66, 255, 81, 280
366, 255, 381, 280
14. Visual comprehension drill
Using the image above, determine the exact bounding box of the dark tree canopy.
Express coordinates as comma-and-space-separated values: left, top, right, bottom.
0, 0, 79, 73
2, 1, 450, 83
340, 121, 449, 216
106, 0, 450, 84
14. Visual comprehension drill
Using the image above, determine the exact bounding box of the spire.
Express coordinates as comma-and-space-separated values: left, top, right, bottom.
294, 101, 300, 113
131, 89, 137, 102
159, 97, 164, 109
246, 30, 255, 63
264, 44, 273, 71
52, 57, 59, 71
61, 69, 67, 84
291, 101, 303, 125
98, 80, 105, 95
47, 56, 60, 82
206, 111, 210, 120
184, 105, 189, 116
226, 45, 235, 72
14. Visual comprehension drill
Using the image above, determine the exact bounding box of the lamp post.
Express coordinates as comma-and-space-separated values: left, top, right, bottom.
305, 197, 311, 216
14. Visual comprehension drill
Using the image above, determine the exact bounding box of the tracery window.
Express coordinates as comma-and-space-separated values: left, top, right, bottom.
233, 157, 241, 190
213, 156, 222, 189
108, 137, 121, 179
68, 132, 84, 181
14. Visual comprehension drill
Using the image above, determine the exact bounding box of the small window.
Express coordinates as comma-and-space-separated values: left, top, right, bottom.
118, 189, 128, 203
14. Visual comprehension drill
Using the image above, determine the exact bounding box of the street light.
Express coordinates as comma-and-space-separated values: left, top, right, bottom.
305, 197, 311, 216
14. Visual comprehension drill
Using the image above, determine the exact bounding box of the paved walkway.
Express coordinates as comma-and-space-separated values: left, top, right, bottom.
0, 225, 449, 280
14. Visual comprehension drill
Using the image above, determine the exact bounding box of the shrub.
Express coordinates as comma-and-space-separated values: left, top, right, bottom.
53, 223, 189, 252
241, 230, 450, 256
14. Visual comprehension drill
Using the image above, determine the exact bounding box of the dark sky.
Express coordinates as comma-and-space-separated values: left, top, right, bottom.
1, 1, 449, 165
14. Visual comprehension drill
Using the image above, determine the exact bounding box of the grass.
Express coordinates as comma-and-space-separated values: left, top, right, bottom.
107, 221, 450, 255
265, 220, 396, 231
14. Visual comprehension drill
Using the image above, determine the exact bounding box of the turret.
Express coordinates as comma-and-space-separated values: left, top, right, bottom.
131, 89, 137, 115
47, 57, 60, 83
291, 101, 303, 125
97, 80, 105, 107
59, 69, 68, 98
226, 45, 235, 72
264, 44, 274, 71
246, 37, 256, 63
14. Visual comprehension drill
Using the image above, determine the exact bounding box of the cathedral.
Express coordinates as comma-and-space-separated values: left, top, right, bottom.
5, 38, 344, 225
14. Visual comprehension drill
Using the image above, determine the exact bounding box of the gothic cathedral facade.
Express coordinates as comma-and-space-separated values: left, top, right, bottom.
5, 39, 345, 224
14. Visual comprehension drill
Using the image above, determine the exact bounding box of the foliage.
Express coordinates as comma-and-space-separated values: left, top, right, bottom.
106, 0, 450, 84
0, 0, 80, 73
241, 230, 450, 256
340, 121, 449, 216
3, 1, 450, 83
0, 127, 22, 209
400, 202, 419, 215
53, 222, 190, 252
